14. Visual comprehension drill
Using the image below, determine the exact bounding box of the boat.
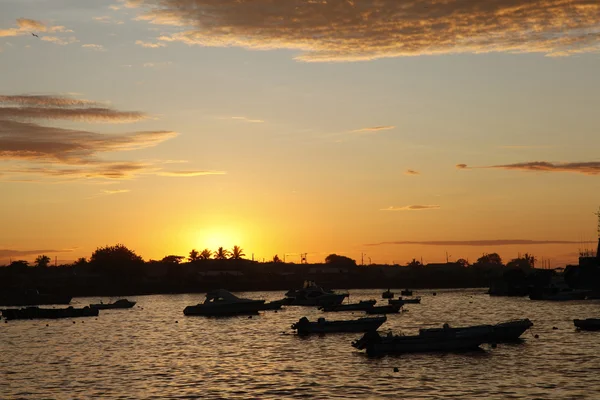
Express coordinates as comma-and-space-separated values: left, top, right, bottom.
1, 306, 98, 321
259, 299, 285, 310
382, 289, 394, 299
292, 316, 386, 335
574, 318, 600, 331
0, 289, 72, 307
419, 319, 533, 343
365, 304, 401, 314
183, 289, 266, 316
284, 281, 348, 307
389, 297, 421, 305
90, 299, 136, 310
352, 329, 488, 356
401, 289, 413, 296
319, 300, 377, 312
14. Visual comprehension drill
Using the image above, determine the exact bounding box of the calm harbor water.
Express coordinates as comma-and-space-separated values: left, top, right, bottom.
2, 288, 600, 399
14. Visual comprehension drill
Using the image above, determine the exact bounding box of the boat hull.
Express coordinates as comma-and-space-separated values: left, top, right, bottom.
365, 305, 401, 314
293, 316, 386, 335
353, 332, 485, 356
90, 300, 136, 310
288, 294, 348, 307
574, 318, 600, 331
320, 301, 376, 312
419, 319, 533, 343
1, 306, 98, 320
183, 301, 265, 316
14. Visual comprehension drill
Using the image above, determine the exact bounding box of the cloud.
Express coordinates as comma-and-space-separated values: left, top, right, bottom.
0, 95, 98, 107
405, 169, 419, 175
0, 119, 176, 164
103, 189, 130, 194
130, 0, 600, 61
136, 40, 166, 48
381, 205, 440, 211
1, 18, 54, 37
17, 19, 46, 32
49, 26, 73, 33
230, 116, 264, 124
365, 239, 593, 247
82, 44, 107, 51
41, 36, 79, 46
488, 161, 600, 176
0, 95, 146, 122
0, 94, 180, 180
156, 170, 226, 177
0, 248, 74, 258
351, 125, 395, 133
143, 61, 172, 68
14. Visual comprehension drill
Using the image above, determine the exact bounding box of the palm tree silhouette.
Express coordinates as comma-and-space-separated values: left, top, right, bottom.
214, 247, 229, 260
188, 249, 200, 262
199, 249, 212, 260
230, 245, 245, 260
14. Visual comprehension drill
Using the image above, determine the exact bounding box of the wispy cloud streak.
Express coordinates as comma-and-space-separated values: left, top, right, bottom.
131, 0, 600, 61
366, 239, 593, 247
381, 205, 440, 211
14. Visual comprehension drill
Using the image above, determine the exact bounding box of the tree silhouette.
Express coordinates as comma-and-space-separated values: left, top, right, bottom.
407, 258, 423, 267
34, 255, 51, 268
8, 260, 28, 269
214, 247, 229, 260
325, 254, 356, 266
199, 249, 212, 260
272, 254, 282, 263
90, 244, 144, 277
475, 253, 503, 266
161, 255, 184, 264
74, 257, 87, 266
456, 258, 470, 267
230, 245, 245, 260
91, 244, 143, 265
188, 249, 200, 262
507, 253, 536, 269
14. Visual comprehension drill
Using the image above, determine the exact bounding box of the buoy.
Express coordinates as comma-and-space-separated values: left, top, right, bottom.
534, 334, 539, 339
393, 367, 399, 372
46, 324, 48, 327
248, 316, 252, 319
175, 321, 178, 323
433, 292, 437, 296
73, 321, 76, 324
552, 327, 558, 330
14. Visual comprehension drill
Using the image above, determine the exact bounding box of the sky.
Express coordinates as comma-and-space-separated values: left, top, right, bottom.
1, 0, 599, 266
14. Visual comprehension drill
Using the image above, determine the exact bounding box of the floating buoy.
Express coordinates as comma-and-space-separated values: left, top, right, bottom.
534, 334, 539, 339
433, 292, 437, 296
248, 316, 252, 319
175, 321, 178, 323
73, 321, 76, 324
393, 367, 399, 372
552, 327, 558, 330
46, 324, 49, 327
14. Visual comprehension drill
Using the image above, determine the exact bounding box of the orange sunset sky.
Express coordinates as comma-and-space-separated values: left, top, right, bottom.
1, 0, 599, 266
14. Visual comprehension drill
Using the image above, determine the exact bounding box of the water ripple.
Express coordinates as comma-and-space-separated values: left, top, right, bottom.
2, 289, 600, 398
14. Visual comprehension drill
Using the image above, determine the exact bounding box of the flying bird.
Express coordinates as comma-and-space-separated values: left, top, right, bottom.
31, 33, 39, 38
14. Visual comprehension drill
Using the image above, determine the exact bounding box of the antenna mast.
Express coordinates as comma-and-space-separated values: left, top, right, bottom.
595, 207, 600, 238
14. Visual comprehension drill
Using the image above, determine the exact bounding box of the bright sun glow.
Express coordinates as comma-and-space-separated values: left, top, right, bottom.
197, 228, 244, 252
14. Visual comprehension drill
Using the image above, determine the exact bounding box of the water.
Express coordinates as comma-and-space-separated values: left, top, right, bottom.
2, 289, 600, 399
